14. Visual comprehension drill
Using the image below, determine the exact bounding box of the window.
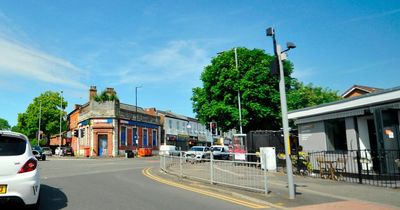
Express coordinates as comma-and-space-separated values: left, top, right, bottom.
143, 128, 148, 146
0, 137, 26, 156
176, 121, 180, 130
121, 126, 127, 146
325, 119, 347, 151
169, 119, 172, 129
152, 130, 157, 146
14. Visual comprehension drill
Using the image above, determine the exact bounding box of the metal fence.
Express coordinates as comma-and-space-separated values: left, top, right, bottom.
160, 151, 269, 193
278, 149, 400, 188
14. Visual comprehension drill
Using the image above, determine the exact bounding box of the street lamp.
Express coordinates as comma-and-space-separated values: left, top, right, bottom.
37, 99, 42, 147
266, 27, 296, 199
218, 48, 243, 134
59, 91, 63, 154
135, 85, 142, 122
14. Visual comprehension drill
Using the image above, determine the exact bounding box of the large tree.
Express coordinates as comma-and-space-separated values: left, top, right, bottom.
192, 47, 340, 132
287, 79, 341, 111
192, 47, 294, 132
16, 91, 67, 143
0, 118, 11, 130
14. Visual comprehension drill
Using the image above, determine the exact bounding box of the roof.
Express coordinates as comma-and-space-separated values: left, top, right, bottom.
288, 86, 400, 120
158, 110, 194, 121
341, 85, 383, 98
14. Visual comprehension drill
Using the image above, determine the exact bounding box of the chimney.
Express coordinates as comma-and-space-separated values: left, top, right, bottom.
74, 104, 81, 110
106, 87, 115, 96
89, 86, 97, 101
145, 108, 157, 116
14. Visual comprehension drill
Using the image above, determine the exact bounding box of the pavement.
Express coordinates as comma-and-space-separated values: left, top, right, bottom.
148, 165, 400, 210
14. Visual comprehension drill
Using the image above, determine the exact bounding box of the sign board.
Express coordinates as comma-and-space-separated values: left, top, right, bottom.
260, 147, 277, 171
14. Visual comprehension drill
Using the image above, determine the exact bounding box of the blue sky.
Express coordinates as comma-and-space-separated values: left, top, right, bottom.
1, 0, 399, 126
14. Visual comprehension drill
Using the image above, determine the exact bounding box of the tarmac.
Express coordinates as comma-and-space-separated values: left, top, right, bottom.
150, 166, 400, 210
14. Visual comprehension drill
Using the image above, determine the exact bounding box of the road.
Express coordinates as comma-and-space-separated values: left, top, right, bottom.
38, 157, 269, 210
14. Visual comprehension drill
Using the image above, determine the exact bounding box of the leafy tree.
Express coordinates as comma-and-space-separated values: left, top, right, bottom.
94, 89, 119, 102
192, 47, 294, 132
287, 79, 341, 111
192, 47, 340, 133
0, 118, 11, 130
15, 91, 67, 143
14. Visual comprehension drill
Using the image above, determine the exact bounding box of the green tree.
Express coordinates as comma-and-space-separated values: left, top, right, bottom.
16, 91, 67, 143
192, 47, 294, 132
192, 47, 340, 133
287, 79, 341, 111
0, 118, 11, 130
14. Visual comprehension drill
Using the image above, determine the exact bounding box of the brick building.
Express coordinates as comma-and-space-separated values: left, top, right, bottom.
67, 86, 161, 157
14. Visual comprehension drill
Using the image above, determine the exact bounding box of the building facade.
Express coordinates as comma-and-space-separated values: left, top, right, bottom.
288, 86, 400, 173
67, 86, 161, 157
158, 110, 212, 151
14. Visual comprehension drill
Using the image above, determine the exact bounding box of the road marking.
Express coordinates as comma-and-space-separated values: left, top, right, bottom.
142, 167, 270, 209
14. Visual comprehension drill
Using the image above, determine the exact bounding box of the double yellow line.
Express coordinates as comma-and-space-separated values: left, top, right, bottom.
142, 167, 270, 209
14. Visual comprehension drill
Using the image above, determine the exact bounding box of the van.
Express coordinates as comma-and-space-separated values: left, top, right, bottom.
159, 145, 177, 156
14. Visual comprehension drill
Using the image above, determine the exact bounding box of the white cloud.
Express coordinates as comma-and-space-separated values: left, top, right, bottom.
348, 8, 400, 22
114, 40, 209, 85
0, 37, 87, 89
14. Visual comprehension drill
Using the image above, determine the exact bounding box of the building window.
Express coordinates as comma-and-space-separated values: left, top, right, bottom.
176, 121, 180, 131
325, 119, 347, 151
169, 119, 172, 129
143, 128, 148, 146
152, 130, 157, 146
132, 127, 137, 145
121, 126, 127, 146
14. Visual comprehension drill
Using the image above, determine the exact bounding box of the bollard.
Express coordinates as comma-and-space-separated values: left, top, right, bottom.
210, 152, 214, 184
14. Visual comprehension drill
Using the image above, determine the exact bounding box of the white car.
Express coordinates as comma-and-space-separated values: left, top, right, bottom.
159, 145, 178, 156
184, 146, 210, 161
0, 131, 41, 209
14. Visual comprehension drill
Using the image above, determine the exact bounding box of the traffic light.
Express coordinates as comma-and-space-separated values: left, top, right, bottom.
80, 128, 85, 138
73, 130, 79, 137
210, 122, 217, 136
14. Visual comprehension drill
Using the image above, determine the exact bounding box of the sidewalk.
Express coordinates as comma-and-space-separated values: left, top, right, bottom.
153, 168, 400, 210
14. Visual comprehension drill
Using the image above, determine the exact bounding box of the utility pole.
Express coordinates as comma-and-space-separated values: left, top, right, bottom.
267, 27, 296, 199
234, 48, 243, 135
37, 100, 42, 147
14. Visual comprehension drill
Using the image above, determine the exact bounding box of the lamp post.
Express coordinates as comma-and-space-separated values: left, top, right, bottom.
135, 85, 142, 122
59, 91, 63, 154
37, 99, 42, 147
234, 48, 243, 134
218, 48, 243, 134
266, 27, 296, 199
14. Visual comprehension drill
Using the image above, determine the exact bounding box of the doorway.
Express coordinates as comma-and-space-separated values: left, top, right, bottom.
98, 134, 108, 156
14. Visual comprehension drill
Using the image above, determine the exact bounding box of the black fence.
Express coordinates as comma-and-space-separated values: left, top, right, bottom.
275, 149, 400, 188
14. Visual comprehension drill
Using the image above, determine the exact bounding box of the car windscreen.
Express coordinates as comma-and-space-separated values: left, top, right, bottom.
0, 136, 26, 156
190, 147, 204, 151
211, 147, 222, 152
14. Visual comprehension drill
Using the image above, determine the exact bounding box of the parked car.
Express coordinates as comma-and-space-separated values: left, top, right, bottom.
55, 147, 65, 156
210, 145, 230, 160
0, 130, 41, 209
64, 146, 74, 156
184, 146, 210, 161
32, 150, 46, 161
159, 145, 178, 156
41, 147, 52, 156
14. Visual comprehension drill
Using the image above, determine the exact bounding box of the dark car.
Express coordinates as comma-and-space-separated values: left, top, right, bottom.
32, 149, 46, 161
64, 146, 74, 156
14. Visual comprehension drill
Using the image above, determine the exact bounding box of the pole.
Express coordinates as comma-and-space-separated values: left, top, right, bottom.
59, 91, 63, 154
135, 87, 138, 122
234, 48, 243, 134
275, 41, 295, 199
37, 100, 42, 147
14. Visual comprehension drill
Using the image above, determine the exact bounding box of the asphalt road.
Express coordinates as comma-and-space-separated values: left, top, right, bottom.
37, 157, 268, 210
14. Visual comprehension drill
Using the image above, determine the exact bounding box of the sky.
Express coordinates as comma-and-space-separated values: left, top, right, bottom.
0, 0, 400, 126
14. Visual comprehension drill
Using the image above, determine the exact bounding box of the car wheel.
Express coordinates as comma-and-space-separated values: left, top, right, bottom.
42, 155, 46, 161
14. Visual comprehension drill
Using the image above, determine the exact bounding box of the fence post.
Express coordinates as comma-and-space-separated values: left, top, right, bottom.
263, 152, 269, 195
180, 151, 183, 178
356, 150, 363, 184
210, 151, 214, 184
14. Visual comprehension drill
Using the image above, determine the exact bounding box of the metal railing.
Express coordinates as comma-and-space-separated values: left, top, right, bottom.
277, 149, 400, 188
160, 151, 270, 194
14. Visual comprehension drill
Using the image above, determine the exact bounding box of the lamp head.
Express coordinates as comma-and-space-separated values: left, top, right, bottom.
266, 27, 275, 36
286, 42, 296, 49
